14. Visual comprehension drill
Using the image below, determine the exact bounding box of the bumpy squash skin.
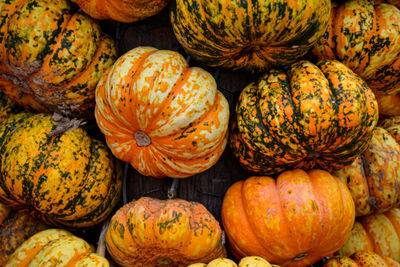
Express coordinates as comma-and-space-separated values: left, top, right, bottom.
334, 127, 400, 216
0, 0, 117, 118
221, 169, 355, 267
338, 208, 400, 262
324, 251, 400, 267
106, 197, 226, 267
230, 60, 378, 175
312, 0, 400, 96
0, 203, 47, 266
6, 229, 110, 266
0, 113, 122, 228
171, 0, 331, 72
95, 46, 230, 178
71, 0, 169, 23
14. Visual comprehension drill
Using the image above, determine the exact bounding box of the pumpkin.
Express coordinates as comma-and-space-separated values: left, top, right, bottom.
324, 251, 400, 267
95, 46, 230, 178
71, 0, 170, 23
311, 0, 400, 96
230, 60, 378, 175
221, 169, 355, 267
170, 0, 331, 72
6, 228, 109, 266
381, 116, 400, 143
0, 0, 117, 118
334, 127, 400, 217
0, 112, 122, 228
188, 256, 279, 267
0, 92, 21, 123
105, 197, 226, 267
0, 203, 47, 266
338, 208, 400, 262
376, 94, 400, 117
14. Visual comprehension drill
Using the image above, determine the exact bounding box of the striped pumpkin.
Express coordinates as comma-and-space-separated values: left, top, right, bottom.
0, 0, 117, 118
106, 197, 226, 267
0, 113, 122, 228
0, 203, 47, 266
95, 46, 229, 178
71, 0, 169, 23
171, 0, 331, 72
334, 127, 400, 217
338, 208, 400, 262
312, 0, 400, 96
230, 60, 379, 175
6, 229, 109, 266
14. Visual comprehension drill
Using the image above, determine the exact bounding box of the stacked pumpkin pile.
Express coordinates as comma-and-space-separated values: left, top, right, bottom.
0, 0, 400, 266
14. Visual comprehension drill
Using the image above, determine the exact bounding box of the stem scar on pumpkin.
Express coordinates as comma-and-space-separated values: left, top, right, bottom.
134, 130, 151, 146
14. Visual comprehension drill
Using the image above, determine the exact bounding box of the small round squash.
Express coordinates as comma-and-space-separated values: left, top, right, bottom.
71, 0, 169, 23
221, 169, 355, 267
6, 229, 110, 266
324, 251, 400, 267
0, 0, 117, 118
106, 197, 226, 267
230, 60, 378, 175
188, 256, 279, 267
0, 113, 122, 228
95, 46, 230, 178
171, 0, 331, 72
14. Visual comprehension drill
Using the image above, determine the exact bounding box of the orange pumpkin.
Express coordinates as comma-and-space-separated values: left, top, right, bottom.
95, 46, 230, 178
334, 127, 400, 216
312, 0, 400, 96
376, 94, 400, 117
221, 169, 355, 267
338, 208, 400, 262
324, 251, 400, 267
381, 116, 400, 143
0, 0, 117, 118
0, 203, 47, 266
106, 197, 226, 267
71, 0, 170, 23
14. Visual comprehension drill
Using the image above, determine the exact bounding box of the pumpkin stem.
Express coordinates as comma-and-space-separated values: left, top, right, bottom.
168, 179, 180, 199
134, 131, 151, 146
96, 220, 109, 257
49, 113, 86, 136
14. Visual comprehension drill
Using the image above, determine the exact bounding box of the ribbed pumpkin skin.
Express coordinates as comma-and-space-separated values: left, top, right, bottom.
338, 208, 400, 262
0, 0, 117, 118
171, 0, 331, 72
0, 113, 122, 228
230, 60, 378, 175
71, 0, 169, 23
312, 0, 400, 96
95, 47, 229, 178
105, 197, 226, 267
324, 251, 399, 267
0, 203, 47, 266
221, 169, 355, 267
334, 127, 400, 217
6, 229, 109, 266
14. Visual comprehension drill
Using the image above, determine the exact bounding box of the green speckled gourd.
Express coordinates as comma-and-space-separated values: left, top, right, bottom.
0, 0, 117, 118
230, 60, 379, 175
171, 0, 331, 72
0, 113, 122, 228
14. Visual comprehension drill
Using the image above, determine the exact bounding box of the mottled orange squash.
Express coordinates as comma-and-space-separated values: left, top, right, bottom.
6, 229, 109, 266
338, 208, 400, 262
230, 60, 378, 175
221, 169, 355, 267
381, 116, 400, 143
171, 0, 331, 72
312, 0, 400, 96
106, 197, 226, 267
95, 46, 230, 178
376, 94, 400, 117
0, 0, 117, 118
71, 0, 169, 23
0, 113, 122, 228
334, 127, 400, 216
188, 256, 279, 267
325, 251, 400, 267
0, 203, 47, 266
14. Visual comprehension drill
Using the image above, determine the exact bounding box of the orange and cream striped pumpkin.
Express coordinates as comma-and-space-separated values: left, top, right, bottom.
95, 46, 230, 178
